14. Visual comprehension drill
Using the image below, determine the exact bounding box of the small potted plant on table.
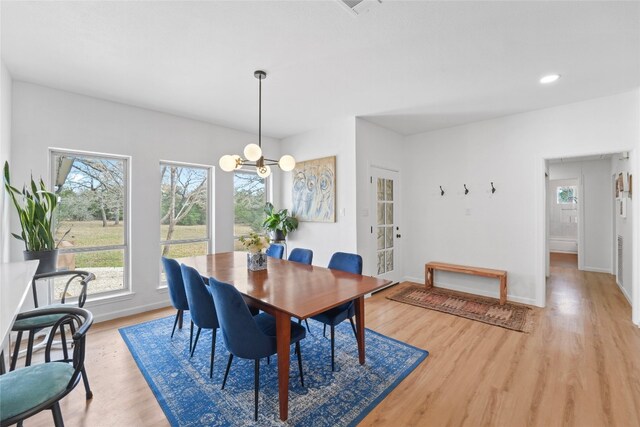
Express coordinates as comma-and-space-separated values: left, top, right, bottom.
239, 232, 270, 271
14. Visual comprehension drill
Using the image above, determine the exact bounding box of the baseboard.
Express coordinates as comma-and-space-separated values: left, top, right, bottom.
549, 250, 578, 254
616, 281, 632, 305
93, 301, 173, 323
401, 276, 536, 306
581, 266, 613, 274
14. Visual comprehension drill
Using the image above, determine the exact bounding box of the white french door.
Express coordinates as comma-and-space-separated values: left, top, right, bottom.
371, 167, 401, 283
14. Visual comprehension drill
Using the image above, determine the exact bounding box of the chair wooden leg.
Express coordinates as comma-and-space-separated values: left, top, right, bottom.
0, 350, 5, 375
330, 325, 335, 372
254, 359, 260, 422
221, 354, 233, 389
51, 401, 64, 427
178, 309, 184, 329
81, 367, 93, 399
295, 342, 304, 387
25, 330, 35, 367
349, 317, 357, 340
171, 310, 180, 338
190, 327, 201, 358
209, 329, 216, 379
189, 321, 194, 353
10, 331, 23, 371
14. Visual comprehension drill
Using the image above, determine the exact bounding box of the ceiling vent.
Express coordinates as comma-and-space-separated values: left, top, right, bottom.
337, 0, 382, 16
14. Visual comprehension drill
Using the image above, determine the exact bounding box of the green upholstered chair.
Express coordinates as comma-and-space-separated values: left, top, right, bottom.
0, 307, 93, 427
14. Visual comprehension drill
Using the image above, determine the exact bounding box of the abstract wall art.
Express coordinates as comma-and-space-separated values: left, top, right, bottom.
291, 155, 336, 222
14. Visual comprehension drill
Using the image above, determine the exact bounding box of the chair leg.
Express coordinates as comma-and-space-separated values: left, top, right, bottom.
330, 324, 335, 372
81, 367, 93, 399
190, 327, 201, 358
254, 359, 260, 422
10, 330, 23, 371
349, 317, 357, 340
305, 319, 311, 333
296, 342, 304, 387
209, 329, 216, 379
25, 330, 35, 367
51, 401, 64, 427
178, 310, 184, 329
221, 354, 233, 390
266, 356, 270, 365
323, 324, 326, 338
171, 310, 180, 339
189, 321, 194, 353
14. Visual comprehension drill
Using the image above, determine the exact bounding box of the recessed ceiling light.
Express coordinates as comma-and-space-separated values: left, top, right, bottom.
540, 74, 561, 84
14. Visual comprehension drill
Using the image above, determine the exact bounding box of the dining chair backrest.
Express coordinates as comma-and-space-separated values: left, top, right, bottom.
328, 252, 363, 275
162, 257, 189, 311
266, 244, 285, 259
180, 264, 218, 329
208, 278, 274, 359
288, 248, 313, 265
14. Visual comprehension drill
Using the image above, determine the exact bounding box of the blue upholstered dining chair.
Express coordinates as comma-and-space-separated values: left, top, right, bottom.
208, 277, 306, 422
288, 248, 313, 265
311, 252, 362, 371
265, 243, 284, 259
0, 307, 93, 427
288, 248, 314, 332
162, 257, 194, 352
180, 264, 219, 379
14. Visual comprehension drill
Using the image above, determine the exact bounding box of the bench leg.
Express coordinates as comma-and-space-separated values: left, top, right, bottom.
425, 266, 434, 289
500, 275, 507, 305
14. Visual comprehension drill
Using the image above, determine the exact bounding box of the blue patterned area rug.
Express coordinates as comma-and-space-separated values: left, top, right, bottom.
119, 314, 428, 426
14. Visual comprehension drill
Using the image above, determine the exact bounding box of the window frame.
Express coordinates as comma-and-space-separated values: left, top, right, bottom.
49, 148, 132, 302
159, 160, 213, 287
233, 169, 270, 247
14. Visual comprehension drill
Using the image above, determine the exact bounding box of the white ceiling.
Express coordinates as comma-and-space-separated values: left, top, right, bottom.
1, 1, 639, 138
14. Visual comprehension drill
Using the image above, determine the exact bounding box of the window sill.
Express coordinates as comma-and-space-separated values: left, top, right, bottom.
157, 284, 168, 293
84, 291, 136, 307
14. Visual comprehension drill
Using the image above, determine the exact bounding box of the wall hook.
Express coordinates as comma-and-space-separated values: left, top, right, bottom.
491, 182, 496, 194
440, 186, 445, 196
464, 184, 469, 195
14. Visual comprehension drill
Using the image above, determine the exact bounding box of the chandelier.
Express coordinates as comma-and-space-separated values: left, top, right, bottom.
218, 70, 295, 178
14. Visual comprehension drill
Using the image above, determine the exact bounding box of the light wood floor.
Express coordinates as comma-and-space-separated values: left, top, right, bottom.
24, 255, 640, 426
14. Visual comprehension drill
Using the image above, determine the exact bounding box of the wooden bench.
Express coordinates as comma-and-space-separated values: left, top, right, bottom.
425, 262, 508, 305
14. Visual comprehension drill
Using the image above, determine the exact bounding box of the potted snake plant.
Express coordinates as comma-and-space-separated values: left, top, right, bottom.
3, 161, 67, 274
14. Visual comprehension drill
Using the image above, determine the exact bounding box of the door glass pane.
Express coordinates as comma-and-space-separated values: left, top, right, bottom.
377, 227, 385, 250
386, 179, 393, 201
385, 227, 394, 248
385, 203, 393, 225
54, 249, 124, 299
385, 249, 394, 272
377, 251, 385, 274
377, 203, 385, 225
52, 154, 126, 247
377, 178, 385, 201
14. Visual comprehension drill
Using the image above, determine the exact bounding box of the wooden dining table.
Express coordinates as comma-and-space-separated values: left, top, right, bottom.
178, 252, 391, 421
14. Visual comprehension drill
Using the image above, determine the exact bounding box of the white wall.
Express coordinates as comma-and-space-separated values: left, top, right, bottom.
0, 61, 12, 263
402, 90, 639, 307
355, 118, 404, 278
611, 154, 634, 302
279, 118, 357, 267
10, 82, 280, 321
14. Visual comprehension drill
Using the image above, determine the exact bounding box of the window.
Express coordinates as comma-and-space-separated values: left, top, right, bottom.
51, 150, 129, 300
160, 163, 211, 279
233, 170, 267, 250
557, 186, 577, 204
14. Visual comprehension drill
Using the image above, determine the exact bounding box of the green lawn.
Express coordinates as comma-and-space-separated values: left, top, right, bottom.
54, 220, 258, 267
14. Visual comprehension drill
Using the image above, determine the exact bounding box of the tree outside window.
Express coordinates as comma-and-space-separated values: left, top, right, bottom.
557, 186, 577, 204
